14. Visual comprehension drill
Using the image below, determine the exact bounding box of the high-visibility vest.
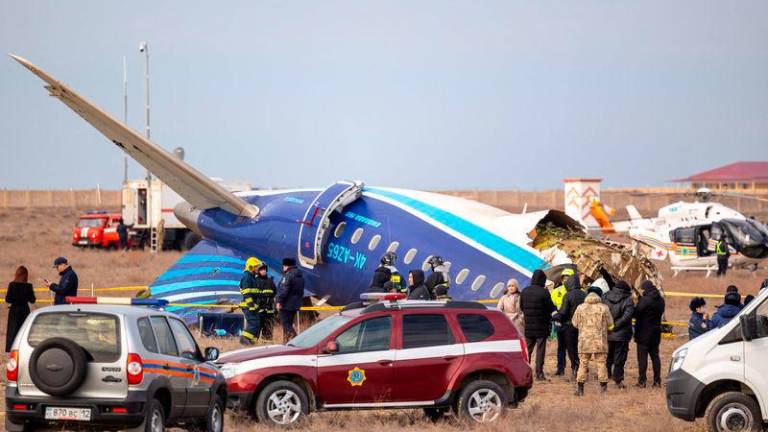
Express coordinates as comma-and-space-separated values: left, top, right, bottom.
716, 240, 728, 256
239, 272, 261, 311
390, 272, 406, 293
551, 284, 567, 309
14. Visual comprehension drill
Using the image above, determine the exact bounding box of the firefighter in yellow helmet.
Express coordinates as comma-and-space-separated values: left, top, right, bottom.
239, 257, 262, 345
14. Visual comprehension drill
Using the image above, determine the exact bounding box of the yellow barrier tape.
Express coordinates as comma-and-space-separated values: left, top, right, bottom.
0, 285, 723, 301
90, 286, 148, 292
0, 297, 693, 329
0, 299, 55, 304
663, 321, 688, 327
164, 303, 236, 309
0, 286, 148, 294
0, 283, 726, 325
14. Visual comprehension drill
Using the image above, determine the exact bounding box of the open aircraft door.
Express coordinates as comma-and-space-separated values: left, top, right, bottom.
297, 181, 364, 269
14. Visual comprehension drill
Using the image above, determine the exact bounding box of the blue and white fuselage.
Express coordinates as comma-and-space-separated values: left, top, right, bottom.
153, 185, 554, 321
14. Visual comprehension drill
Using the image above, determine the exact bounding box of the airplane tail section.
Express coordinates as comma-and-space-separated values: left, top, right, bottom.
10, 54, 257, 218
149, 239, 249, 324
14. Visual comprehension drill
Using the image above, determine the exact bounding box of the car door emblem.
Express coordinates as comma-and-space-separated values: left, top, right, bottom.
347, 367, 366, 387
193, 365, 201, 385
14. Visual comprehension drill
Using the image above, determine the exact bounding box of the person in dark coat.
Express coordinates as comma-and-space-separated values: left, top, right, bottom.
688, 297, 712, 340
43, 257, 78, 305
710, 292, 742, 328
519, 269, 555, 380
367, 265, 392, 293
255, 263, 277, 340
425, 256, 451, 300
406, 270, 431, 300
603, 280, 635, 388
6, 266, 36, 352
634, 280, 665, 387
744, 294, 755, 307
276, 258, 304, 343
426, 271, 451, 300
116, 218, 129, 250
716, 236, 730, 277
555, 274, 587, 377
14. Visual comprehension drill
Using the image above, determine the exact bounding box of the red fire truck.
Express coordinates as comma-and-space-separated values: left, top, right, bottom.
71, 211, 125, 249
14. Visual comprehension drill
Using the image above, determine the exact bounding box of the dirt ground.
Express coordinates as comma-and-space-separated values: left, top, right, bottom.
1, 207, 767, 431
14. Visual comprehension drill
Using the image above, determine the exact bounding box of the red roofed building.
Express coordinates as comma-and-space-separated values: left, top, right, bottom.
675, 162, 768, 192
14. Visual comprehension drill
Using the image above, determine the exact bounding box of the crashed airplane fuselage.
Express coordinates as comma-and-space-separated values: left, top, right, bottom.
11, 54, 659, 322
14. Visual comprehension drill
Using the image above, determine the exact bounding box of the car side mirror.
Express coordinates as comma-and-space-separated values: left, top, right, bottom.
205, 347, 220, 362
323, 340, 338, 354
740, 315, 757, 342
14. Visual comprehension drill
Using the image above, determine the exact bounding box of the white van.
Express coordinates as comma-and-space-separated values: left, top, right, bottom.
667, 291, 768, 432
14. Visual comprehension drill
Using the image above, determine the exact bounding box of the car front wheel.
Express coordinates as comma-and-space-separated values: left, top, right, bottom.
455, 380, 508, 424
255, 380, 309, 427
705, 392, 762, 432
128, 398, 165, 432
197, 393, 225, 432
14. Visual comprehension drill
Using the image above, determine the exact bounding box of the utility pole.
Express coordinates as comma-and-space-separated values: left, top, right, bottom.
139, 41, 157, 254
139, 41, 151, 181
123, 56, 128, 183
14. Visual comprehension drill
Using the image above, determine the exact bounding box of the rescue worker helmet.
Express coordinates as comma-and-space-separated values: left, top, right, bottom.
245, 257, 262, 272
428, 255, 445, 269
381, 252, 397, 266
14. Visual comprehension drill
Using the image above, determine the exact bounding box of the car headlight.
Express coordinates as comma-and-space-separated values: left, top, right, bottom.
670, 347, 688, 372
220, 363, 237, 380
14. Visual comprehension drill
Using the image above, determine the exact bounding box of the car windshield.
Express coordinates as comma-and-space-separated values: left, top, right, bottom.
28, 312, 120, 362
77, 218, 104, 228
287, 314, 353, 348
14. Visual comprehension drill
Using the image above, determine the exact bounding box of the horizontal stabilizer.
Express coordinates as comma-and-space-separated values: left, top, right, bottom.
10, 54, 257, 218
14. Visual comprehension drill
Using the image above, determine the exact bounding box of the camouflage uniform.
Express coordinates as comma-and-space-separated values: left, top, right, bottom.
572, 292, 614, 384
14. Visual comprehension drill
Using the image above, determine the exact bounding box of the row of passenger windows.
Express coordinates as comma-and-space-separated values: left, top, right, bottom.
333, 221, 510, 297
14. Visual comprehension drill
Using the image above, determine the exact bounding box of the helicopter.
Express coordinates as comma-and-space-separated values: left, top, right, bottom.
614, 188, 768, 275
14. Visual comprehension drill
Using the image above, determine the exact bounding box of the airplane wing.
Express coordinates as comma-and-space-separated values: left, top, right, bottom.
10, 54, 258, 218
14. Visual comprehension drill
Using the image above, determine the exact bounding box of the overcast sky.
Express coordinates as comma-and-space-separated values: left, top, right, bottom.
1, 1, 767, 191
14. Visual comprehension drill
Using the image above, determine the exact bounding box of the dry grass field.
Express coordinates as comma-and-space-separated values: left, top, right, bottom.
1, 207, 766, 431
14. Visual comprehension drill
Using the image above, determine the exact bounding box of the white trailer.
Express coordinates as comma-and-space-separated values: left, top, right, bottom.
121, 178, 251, 251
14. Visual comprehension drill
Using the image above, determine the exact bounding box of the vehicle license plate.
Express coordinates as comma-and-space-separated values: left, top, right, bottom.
45, 407, 92, 421
78, 240, 89, 245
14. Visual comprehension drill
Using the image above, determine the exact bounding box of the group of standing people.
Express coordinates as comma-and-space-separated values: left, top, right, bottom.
688, 284, 758, 340
5, 257, 79, 352
367, 252, 451, 301
239, 257, 304, 345
497, 266, 666, 395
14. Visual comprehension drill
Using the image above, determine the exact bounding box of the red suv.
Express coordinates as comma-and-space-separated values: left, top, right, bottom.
217, 296, 532, 426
